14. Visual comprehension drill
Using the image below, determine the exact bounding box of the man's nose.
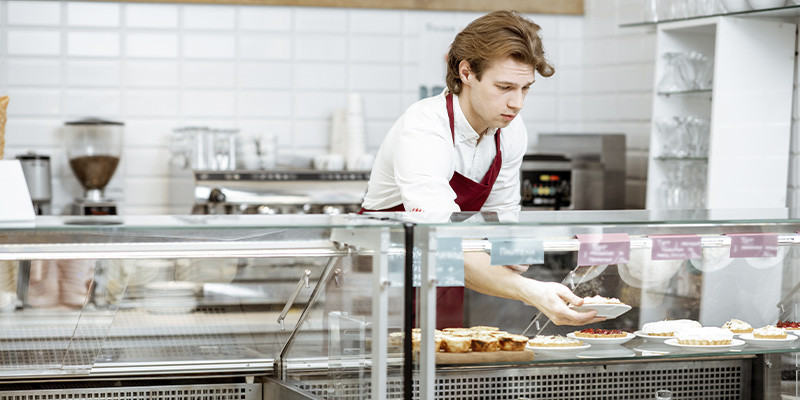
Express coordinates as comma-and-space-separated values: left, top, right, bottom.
508, 90, 524, 110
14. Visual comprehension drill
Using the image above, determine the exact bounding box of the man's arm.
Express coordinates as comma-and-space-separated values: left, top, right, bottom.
463, 252, 605, 326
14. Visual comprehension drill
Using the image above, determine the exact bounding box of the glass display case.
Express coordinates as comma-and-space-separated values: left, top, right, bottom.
0, 214, 406, 400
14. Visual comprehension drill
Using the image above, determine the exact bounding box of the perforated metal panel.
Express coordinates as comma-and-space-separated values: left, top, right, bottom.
295, 359, 750, 399
0, 383, 260, 400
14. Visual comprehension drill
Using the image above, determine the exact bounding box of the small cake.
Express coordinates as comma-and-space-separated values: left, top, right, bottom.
722, 318, 753, 334
441, 335, 472, 353
469, 326, 500, 333
471, 335, 500, 352
573, 328, 627, 338
675, 327, 733, 346
496, 333, 529, 351
777, 321, 800, 331
753, 325, 787, 339
642, 319, 702, 336
388, 332, 404, 346
581, 295, 624, 305
528, 335, 584, 348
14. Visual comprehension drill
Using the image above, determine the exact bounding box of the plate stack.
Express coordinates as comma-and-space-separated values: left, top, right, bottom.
143, 281, 200, 314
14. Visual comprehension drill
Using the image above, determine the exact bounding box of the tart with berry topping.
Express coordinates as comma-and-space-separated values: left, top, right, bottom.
573, 328, 627, 338
777, 321, 800, 331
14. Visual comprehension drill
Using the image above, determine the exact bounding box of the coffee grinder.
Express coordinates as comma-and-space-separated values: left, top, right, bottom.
16, 152, 52, 215
64, 118, 123, 216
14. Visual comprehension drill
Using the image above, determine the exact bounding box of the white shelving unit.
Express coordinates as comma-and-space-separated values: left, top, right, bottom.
645, 16, 796, 209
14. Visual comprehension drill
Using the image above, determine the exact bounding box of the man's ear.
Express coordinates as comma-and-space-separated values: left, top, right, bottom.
458, 60, 472, 86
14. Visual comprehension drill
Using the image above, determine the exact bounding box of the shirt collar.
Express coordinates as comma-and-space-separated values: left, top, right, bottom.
451, 92, 499, 144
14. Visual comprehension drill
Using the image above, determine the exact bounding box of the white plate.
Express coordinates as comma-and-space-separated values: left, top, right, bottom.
576, 347, 636, 359
569, 303, 632, 319
526, 343, 591, 352
567, 332, 635, 345
739, 333, 798, 347
664, 338, 745, 351
634, 330, 674, 343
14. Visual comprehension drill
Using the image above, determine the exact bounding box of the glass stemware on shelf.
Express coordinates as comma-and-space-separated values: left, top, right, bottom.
658, 51, 714, 94
655, 116, 710, 158
658, 159, 708, 209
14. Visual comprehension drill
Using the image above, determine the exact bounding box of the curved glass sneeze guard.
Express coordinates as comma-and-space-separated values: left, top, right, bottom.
0, 215, 403, 380
622, 4, 800, 27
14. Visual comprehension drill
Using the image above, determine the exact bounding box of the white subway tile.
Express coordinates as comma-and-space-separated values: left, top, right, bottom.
292, 120, 330, 149
403, 11, 458, 36
616, 94, 652, 121
559, 40, 583, 67
6, 89, 61, 116
7, 59, 61, 86
67, 2, 120, 28
4, 119, 62, 146
558, 16, 584, 40
123, 90, 179, 117
350, 9, 402, 34
182, 62, 236, 88
238, 91, 293, 118
350, 36, 403, 63
125, 177, 169, 207
183, 33, 235, 59
293, 64, 347, 90
181, 90, 235, 117
520, 94, 558, 122
123, 120, 176, 147
123, 148, 171, 176
349, 64, 402, 91
293, 92, 346, 119
67, 32, 120, 57
126, 4, 178, 28
124, 61, 179, 88
529, 14, 559, 41
295, 35, 347, 62
238, 63, 292, 89
183, 5, 235, 30
239, 6, 292, 31
365, 119, 393, 148
7, 31, 61, 56
531, 72, 558, 95
361, 93, 403, 119
559, 96, 584, 121
66, 60, 120, 87
64, 90, 121, 119
295, 8, 347, 33
7, 1, 61, 26
126, 32, 178, 58
239, 33, 292, 60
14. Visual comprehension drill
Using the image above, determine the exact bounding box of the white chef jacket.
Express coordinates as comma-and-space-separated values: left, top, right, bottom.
361, 90, 526, 212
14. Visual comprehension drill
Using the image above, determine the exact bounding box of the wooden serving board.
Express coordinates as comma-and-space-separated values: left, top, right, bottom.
435, 349, 534, 365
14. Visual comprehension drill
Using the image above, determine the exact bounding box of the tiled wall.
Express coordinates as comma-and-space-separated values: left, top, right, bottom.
1, 1, 587, 214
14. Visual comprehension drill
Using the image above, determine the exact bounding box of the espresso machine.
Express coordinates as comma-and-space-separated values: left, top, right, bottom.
15, 152, 52, 215
64, 118, 124, 216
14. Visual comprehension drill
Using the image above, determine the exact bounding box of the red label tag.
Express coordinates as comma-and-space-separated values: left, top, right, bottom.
727, 233, 778, 258
650, 234, 702, 260
576, 233, 631, 266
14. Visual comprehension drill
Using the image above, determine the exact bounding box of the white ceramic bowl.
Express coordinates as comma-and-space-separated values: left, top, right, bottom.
748, 0, 786, 9
722, 0, 752, 11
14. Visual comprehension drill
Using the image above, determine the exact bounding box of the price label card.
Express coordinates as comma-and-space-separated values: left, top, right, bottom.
576, 233, 630, 266
436, 237, 464, 287
728, 233, 778, 258
650, 234, 702, 260
489, 238, 544, 266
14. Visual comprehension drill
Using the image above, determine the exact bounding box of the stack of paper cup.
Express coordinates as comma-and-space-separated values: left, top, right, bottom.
344, 93, 366, 171
330, 109, 347, 159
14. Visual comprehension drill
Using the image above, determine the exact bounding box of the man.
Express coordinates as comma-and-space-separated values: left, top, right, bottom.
361, 10, 601, 327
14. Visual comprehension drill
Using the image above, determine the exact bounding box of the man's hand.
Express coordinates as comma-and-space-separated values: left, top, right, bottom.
518, 279, 605, 326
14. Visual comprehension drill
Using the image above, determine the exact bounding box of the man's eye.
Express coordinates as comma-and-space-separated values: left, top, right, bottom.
498, 86, 510, 90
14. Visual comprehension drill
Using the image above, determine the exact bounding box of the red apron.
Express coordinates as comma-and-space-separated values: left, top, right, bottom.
361, 93, 503, 328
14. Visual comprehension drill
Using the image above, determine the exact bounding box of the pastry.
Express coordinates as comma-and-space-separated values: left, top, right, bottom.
722, 318, 753, 334
642, 319, 701, 336
777, 321, 800, 331
496, 333, 529, 351
753, 325, 787, 339
469, 326, 500, 332
528, 335, 583, 347
470, 335, 500, 352
441, 335, 472, 353
675, 327, 733, 345
573, 328, 627, 338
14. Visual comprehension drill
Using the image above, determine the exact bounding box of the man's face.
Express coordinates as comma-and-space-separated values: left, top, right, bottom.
461, 57, 535, 133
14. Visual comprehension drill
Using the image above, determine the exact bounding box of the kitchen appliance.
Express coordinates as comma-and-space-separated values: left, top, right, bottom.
535, 133, 626, 210
63, 118, 123, 216
192, 169, 370, 215
520, 153, 572, 210
15, 152, 51, 215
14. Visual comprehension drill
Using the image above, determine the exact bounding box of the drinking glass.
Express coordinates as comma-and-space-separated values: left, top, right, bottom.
658, 53, 691, 93
655, 116, 681, 157
687, 51, 714, 89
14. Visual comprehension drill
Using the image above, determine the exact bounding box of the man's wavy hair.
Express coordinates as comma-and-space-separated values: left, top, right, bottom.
445, 10, 554, 95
